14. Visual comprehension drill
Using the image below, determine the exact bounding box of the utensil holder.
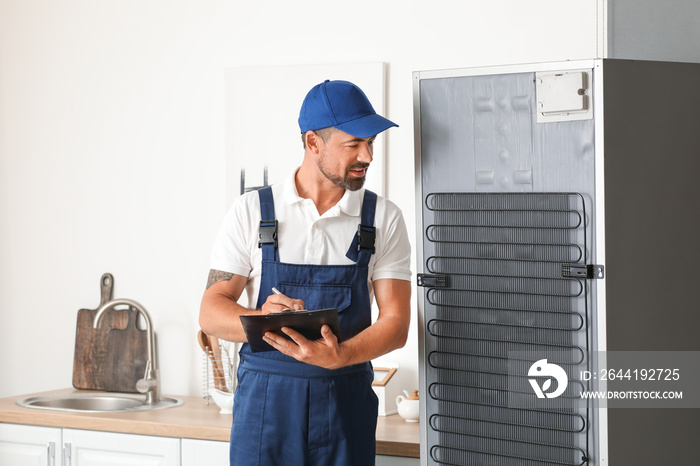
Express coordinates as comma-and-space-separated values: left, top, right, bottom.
201, 340, 239, 404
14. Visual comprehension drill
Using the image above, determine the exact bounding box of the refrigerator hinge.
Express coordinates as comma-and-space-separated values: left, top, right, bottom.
417, 273, 448, 288
562, 264, 605, 279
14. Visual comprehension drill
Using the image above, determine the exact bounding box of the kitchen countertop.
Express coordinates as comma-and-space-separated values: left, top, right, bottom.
0, 388, 420, 458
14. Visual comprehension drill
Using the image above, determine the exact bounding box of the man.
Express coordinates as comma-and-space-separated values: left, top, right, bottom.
199, 79, 412, 465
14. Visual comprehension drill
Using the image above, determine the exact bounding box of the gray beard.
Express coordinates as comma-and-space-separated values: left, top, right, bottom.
317, 161, 368, 191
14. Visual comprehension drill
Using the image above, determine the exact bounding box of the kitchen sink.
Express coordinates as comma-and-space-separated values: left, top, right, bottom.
16, 393, 183, 413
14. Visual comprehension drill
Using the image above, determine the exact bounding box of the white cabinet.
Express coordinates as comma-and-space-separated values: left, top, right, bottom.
181, 438, 229, 465
0, 423, 62, 466
62, 429, 180, 466
0, 425, 182, 466
376, 455, 420, 466
1, 423, 417, 465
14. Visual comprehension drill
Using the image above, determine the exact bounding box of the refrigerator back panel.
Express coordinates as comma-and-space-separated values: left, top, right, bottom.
417, 69, 598, 465
418, 72, 596, 195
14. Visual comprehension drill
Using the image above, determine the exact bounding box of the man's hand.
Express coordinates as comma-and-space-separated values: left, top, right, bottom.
261, 291, 304, 314
262, 325, 345, 370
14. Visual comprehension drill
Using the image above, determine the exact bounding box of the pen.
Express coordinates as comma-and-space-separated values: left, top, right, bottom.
271, 287, 294, 312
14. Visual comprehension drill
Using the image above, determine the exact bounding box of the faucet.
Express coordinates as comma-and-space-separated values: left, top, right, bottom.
93, 298, 160, 405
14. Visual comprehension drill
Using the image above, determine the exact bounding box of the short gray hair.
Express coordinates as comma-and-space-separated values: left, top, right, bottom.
301, 127, 336, 149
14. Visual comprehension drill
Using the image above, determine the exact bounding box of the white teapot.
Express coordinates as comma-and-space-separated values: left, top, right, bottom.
396, 390, 419, 422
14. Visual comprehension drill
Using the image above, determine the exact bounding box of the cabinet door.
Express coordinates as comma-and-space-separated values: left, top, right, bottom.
0, 423, 62, 466
376, 455, 420, 466
62, 429, 179, 466
181, 438, 229, 465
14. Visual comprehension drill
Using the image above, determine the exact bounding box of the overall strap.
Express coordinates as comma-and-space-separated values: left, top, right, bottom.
346, 190, 378, 266
257, 186, 278, 262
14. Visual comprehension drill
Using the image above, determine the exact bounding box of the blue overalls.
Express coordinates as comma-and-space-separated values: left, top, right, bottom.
229, 186, 379, 466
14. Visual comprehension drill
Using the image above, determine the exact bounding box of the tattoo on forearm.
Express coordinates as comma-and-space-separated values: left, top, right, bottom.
206, 269, 234, 290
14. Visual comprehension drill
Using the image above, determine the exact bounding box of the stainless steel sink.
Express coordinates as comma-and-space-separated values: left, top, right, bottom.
16, 393, 183, 413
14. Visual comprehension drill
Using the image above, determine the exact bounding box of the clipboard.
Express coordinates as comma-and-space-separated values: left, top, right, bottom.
240, 308, 341, 353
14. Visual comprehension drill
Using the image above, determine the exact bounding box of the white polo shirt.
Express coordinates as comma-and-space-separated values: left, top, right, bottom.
210, 169, 412, 308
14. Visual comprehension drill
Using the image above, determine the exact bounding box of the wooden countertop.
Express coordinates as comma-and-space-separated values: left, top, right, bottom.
0, 388, 419, 458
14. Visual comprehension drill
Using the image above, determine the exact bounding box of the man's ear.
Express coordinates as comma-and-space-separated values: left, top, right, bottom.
305, 131, 322, 154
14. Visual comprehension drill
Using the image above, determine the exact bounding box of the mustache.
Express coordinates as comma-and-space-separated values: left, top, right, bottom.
348, 163, 370, 170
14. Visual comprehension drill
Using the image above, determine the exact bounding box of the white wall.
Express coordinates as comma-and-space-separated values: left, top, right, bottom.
0, 0, 600, 398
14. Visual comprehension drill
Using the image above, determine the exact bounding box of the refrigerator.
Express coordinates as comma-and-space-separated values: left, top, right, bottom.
413, 59, 700, 466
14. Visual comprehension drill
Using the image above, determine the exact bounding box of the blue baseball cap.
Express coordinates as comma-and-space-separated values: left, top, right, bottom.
298, 80, 398, 138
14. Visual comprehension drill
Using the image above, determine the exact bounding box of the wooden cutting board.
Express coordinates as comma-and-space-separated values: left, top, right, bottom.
72, 273, 148, 393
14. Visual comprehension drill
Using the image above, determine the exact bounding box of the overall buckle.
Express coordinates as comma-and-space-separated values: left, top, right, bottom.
258, 220, 278, 248
357, 224, 376, 254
